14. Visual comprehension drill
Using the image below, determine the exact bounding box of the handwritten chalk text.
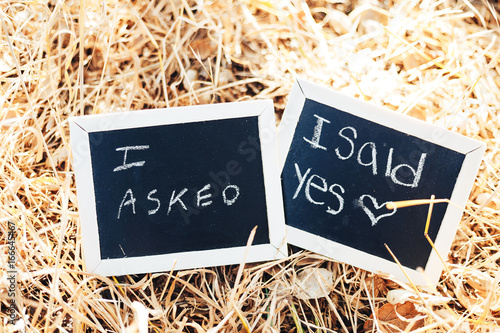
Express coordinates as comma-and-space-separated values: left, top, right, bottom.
296, 113, 429, 225
113, 145, 241, 219
303, 115, 427, 188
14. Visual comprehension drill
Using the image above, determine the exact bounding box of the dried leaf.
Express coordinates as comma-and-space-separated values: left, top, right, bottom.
365, 275, 388, 298
402, 52, 426, 70
363, 301, 424, 332
190, 38, 218, 60
327, 9, 352, 35
294, 268, 334, 300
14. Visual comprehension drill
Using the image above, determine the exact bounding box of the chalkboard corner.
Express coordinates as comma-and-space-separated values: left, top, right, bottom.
277, 79, 307, 171
272, 238, 289, 259
82, 252, 103, 275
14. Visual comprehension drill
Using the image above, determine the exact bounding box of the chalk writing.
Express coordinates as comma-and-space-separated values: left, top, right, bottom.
147, 189, 161, 215
293, 112, 429, 226
222, 185, 240, 206
292, 163, 345, 217
303, 114, 330, 150
386, 148, 427, 188
196, 184, 212, 207
168, 188, 188, 215
113, 145, 150, 172
326, 184, 345, 216
355, 195, 397, 226
114, 147, 242, 219
118, 189, 136, 219
292, 163, 310, 200
335, 126, 356, 160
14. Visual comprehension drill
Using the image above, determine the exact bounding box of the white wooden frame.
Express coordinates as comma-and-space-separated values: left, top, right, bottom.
278, 78, 485, 286
70, 100, 287, 276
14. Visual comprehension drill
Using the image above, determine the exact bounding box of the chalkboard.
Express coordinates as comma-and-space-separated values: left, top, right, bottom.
278, 78, 484, 286
70, 100, 286, 276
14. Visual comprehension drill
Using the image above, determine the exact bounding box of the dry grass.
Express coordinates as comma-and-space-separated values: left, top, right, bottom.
1, 0, 499, 331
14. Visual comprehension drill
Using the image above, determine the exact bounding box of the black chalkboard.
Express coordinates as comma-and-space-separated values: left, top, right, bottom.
70, 101, 286, 276
278, 79, 484, 285
90, 117, 269, 259
282, 99, 462, 268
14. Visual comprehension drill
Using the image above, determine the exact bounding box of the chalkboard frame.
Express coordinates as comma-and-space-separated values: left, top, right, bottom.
70, 100, 287, 276
278, 78, 484, 286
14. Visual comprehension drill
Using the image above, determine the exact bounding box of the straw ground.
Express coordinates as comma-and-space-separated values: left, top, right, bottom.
0, 0, 499, 331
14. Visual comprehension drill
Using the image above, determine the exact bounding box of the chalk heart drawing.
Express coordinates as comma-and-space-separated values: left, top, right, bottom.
357, 194, 397, 226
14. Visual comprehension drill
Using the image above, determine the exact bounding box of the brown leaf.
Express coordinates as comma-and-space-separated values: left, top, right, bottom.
189, 38, 217, 60
406, 107, 428, 121
364, 275, 387, 298
402, 52, 426, 71
363, 301, 424, 332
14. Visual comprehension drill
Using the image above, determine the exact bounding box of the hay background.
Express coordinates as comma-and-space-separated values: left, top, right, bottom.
1, 0, 499, 331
